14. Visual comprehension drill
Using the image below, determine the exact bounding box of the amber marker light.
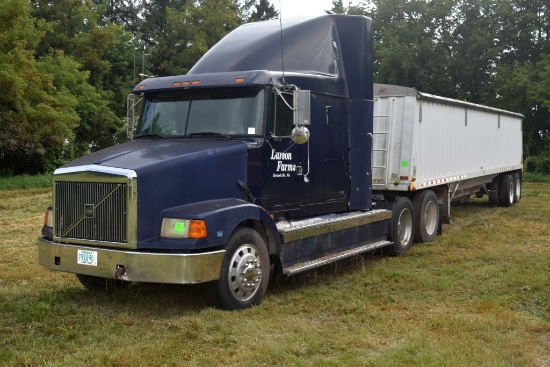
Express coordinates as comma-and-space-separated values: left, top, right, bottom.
182, 81, 191, 86
138, 85, 145, 90
234, 78, 245, 83
191, 80, 200, 85
189, 220, 208, 239
43, 207, 53, 227
172, 82, 181, 87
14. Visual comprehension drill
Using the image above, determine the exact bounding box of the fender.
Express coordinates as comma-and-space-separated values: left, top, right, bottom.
139, 198, 282, 252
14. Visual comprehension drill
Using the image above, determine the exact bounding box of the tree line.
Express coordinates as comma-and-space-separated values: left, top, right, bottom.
0, 0, 548, 175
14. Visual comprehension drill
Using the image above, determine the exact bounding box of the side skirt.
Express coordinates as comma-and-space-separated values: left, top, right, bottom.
276, 210, 392, 276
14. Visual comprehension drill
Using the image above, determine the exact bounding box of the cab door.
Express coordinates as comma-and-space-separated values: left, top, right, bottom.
264, 91, 306, 214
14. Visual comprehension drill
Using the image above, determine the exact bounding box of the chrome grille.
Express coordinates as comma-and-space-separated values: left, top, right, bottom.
54, 182, 127, 243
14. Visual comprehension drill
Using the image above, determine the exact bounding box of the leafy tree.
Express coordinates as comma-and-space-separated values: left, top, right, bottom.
0, 0, 82, 174
139, 0, 189, 77
98, 0, 141, 33
31, 0, 136, 155
328, 0, 366, 15
249, 0, 278, 22
142, 0, 242, 76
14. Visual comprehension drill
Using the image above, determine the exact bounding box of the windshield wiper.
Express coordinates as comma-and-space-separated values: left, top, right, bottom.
133, 133, 168, 139
188, 132, 232, 139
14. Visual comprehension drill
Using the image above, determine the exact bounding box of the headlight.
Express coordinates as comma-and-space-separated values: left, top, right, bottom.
161, 218, 207, 239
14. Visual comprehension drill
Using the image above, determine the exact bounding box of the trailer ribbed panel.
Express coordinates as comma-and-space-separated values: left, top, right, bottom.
372, 84, 523, 191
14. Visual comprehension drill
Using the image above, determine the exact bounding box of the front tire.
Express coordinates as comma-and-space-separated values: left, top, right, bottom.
208, 228, 270, 310
412, 190, 440, 243
385, 197, 415, 256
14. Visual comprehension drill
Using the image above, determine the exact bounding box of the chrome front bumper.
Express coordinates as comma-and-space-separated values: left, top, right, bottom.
38, 238, 225, 284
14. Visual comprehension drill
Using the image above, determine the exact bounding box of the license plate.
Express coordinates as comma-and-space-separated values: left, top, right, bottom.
77, 250, 98, 266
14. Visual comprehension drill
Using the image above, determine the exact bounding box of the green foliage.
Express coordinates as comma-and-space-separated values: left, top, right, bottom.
329, 0, 366, 15
0, 0, 80, 174
525, 154, 550, 175
0, 173, 52, 190
31, 0, 135, 154
141, 0, 243, 77
523, 172, 550, 183
248, 0, 278, 22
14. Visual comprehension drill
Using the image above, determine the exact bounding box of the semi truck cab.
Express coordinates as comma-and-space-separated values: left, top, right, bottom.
38, 15, 419, 309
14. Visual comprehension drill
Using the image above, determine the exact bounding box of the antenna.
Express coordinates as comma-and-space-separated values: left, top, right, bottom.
278, 0, 286, 84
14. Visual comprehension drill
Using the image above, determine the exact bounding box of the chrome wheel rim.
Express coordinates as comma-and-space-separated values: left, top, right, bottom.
228, 244, 262, 302
397, 208, 413, 246
508, 180, 514, 204
424, 200, 438, 236
515, 178, 521, 200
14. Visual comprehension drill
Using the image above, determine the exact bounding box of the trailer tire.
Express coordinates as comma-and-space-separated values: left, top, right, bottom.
513, 173, 522, 203
498, 174, 515, 207
207, 227, 270, 310
385, 197, 414, 256
488, 177, 500, 206
412, 190, 439, 243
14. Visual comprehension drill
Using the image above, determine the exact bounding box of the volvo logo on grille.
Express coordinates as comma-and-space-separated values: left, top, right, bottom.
84, 204, 95, 218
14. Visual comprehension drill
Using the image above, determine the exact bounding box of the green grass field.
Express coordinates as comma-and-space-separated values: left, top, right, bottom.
1, 183, 549, 366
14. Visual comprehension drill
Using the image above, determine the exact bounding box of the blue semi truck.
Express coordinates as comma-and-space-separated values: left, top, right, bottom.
38, 15, 522, 310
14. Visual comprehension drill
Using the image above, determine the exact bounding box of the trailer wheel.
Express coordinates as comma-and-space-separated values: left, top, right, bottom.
498, 174, 515, 207
513, 173, 522, 203
207, 228, 269, 310
412, 190, 439, 243
385, 197, 414, 256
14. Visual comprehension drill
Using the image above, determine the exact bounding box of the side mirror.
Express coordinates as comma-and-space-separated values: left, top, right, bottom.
293, 90, 310, 126
292, 90, 311, 144
126, 94, 140, 138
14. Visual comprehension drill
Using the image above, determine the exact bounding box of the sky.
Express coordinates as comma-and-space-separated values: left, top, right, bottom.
274, 0, 335, 19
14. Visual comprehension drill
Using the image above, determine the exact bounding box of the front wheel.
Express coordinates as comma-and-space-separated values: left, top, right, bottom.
207, 228, 270, 310
385, 197, 415, 256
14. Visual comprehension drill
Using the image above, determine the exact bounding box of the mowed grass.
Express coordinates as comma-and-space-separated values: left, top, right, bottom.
1, 184, 549, 366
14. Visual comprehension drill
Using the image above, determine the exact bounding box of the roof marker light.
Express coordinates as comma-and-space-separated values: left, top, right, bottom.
234, 78, 245, 83
172, 82, 181, 87
138, 85, 145, 90
182, 81, 190, 86
191, 80, 200, 85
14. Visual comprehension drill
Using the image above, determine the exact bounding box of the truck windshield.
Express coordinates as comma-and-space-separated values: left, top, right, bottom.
135, 87, 265, 137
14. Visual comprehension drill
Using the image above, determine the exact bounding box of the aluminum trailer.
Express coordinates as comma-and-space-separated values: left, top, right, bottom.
372, 83, 524, 242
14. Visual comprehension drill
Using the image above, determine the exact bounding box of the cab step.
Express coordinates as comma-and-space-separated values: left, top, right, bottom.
282, 240, 392, 276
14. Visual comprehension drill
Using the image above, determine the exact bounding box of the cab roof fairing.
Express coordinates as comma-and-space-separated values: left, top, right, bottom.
132, 70, 276, 94
188, 15, 373, 100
